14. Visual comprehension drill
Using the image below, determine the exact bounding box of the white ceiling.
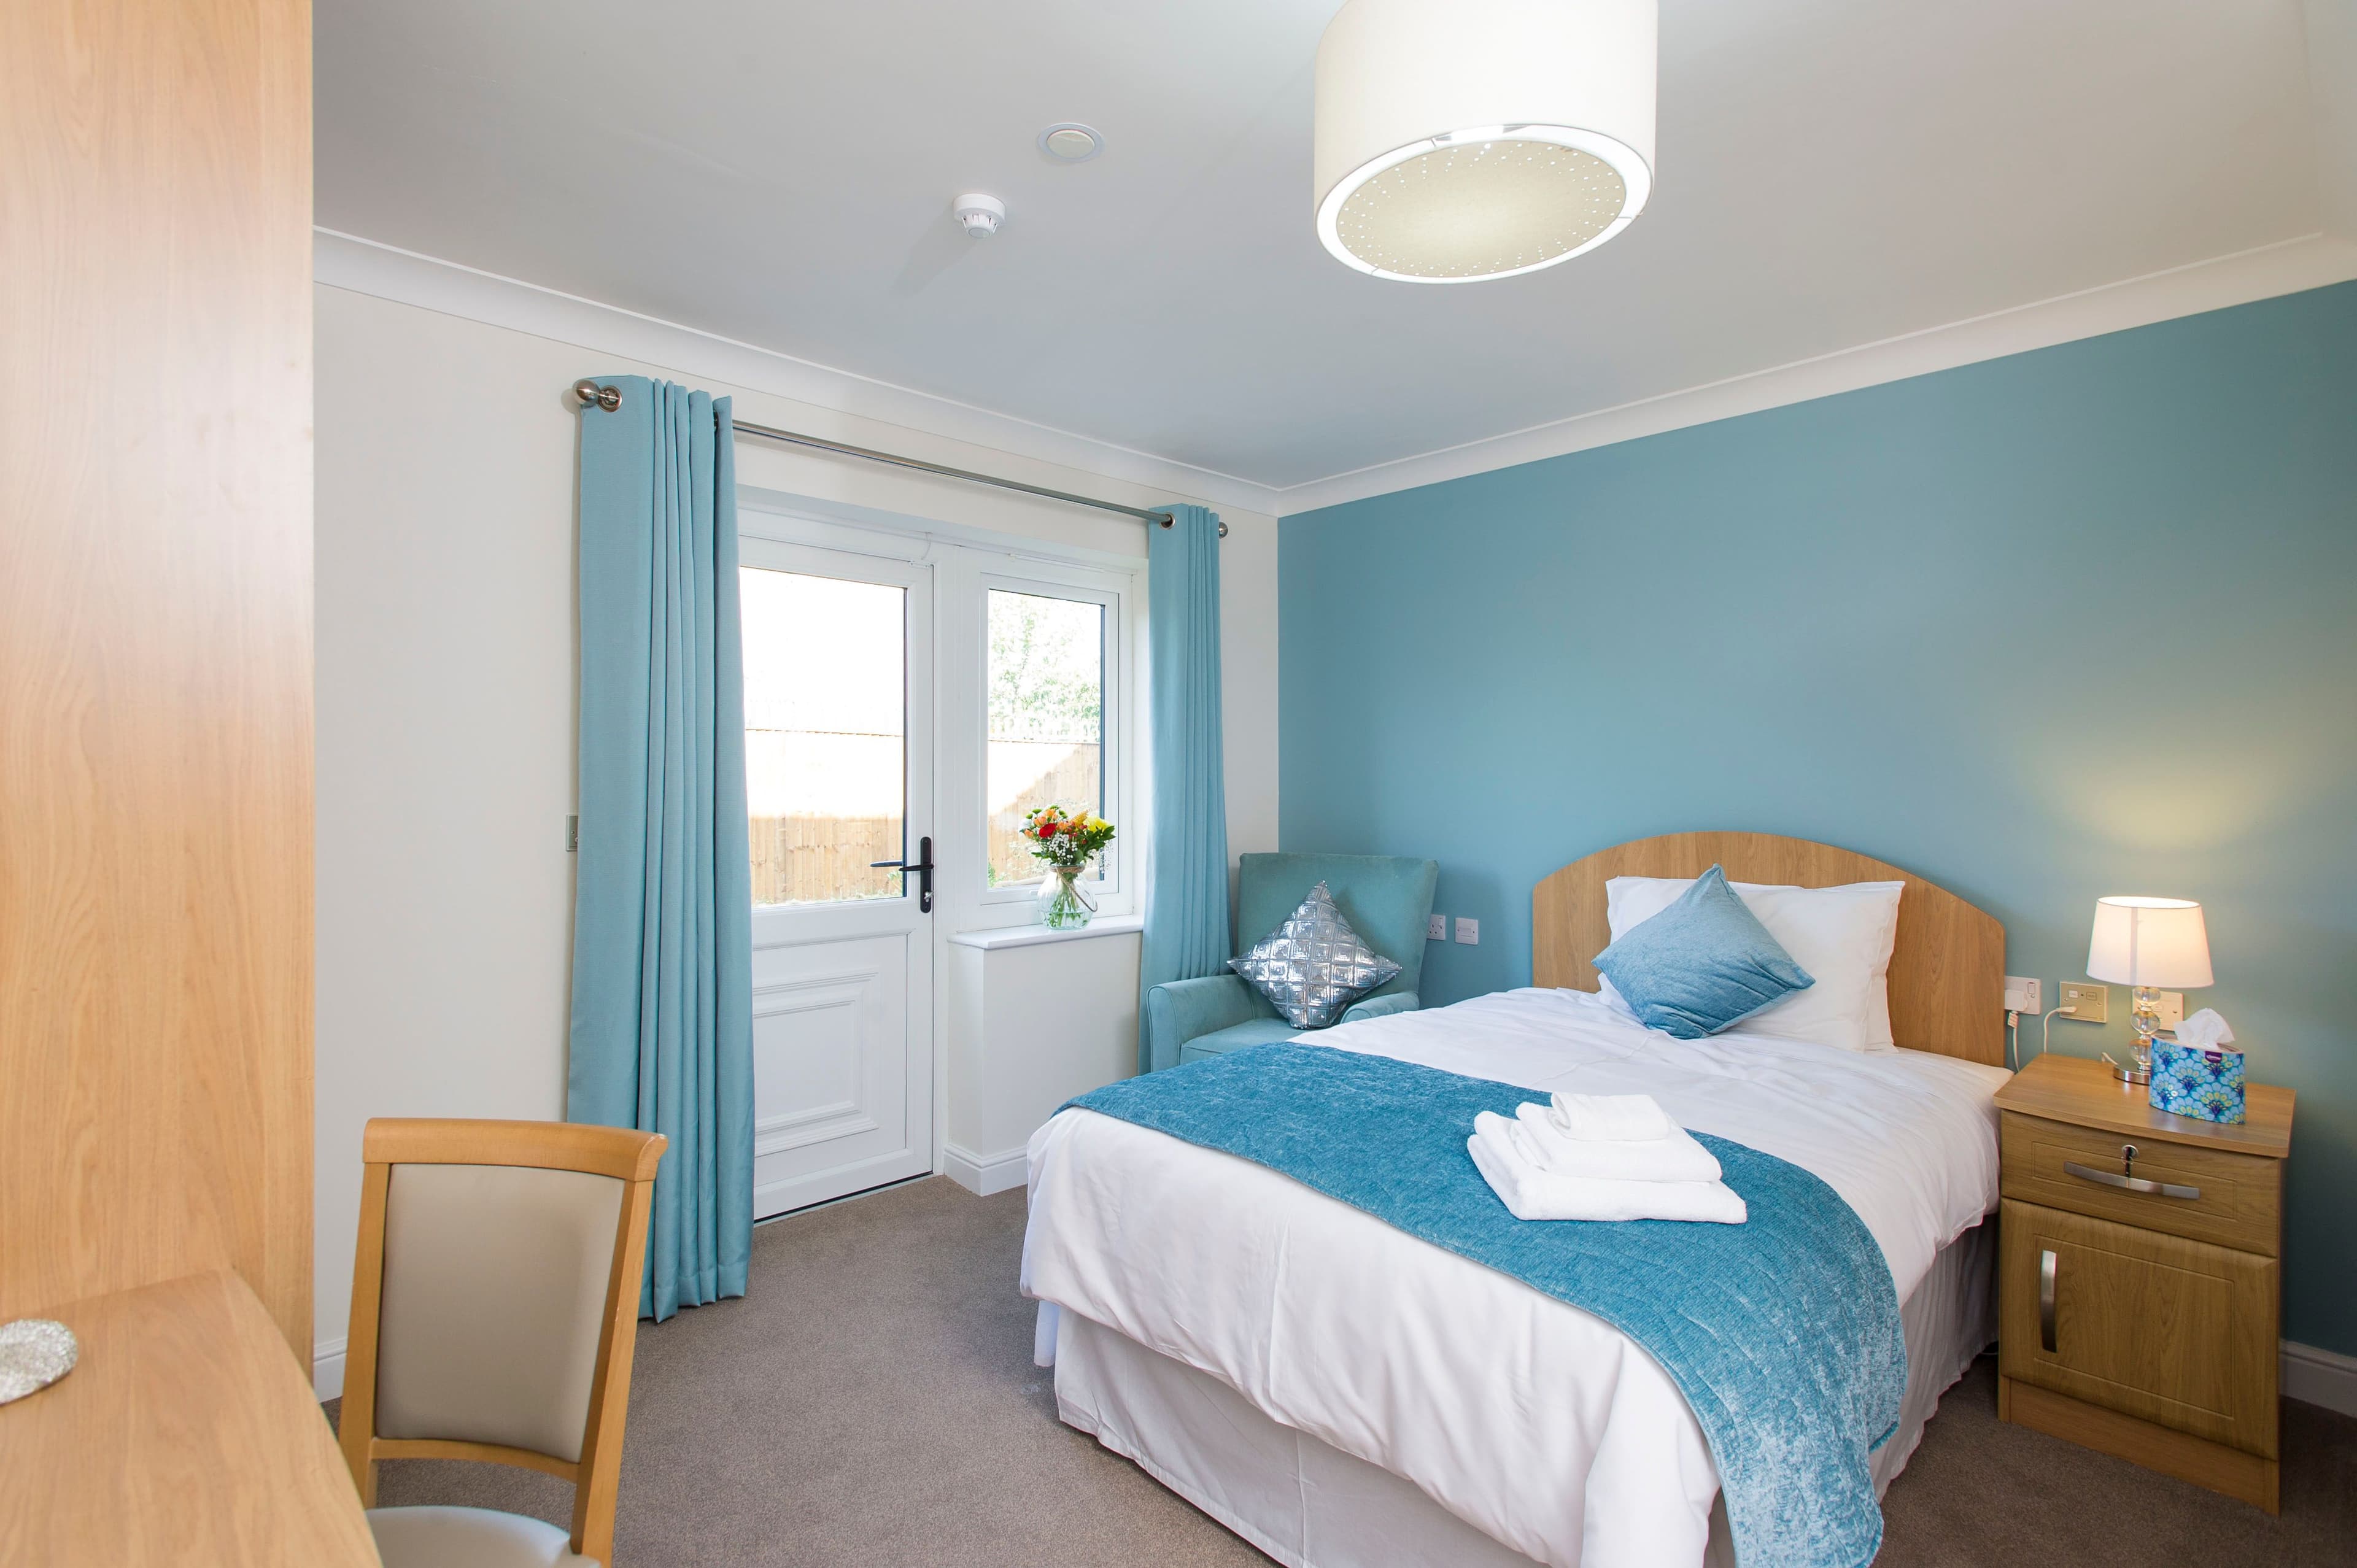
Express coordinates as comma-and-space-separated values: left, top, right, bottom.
317, 1, 2354, 503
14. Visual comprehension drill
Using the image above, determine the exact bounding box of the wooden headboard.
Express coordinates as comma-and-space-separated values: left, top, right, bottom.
1531, 832, 2006, 1067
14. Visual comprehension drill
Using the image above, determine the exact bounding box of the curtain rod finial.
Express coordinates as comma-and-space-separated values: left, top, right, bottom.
573, 379, 622, 412
1157, 513, 1230, 538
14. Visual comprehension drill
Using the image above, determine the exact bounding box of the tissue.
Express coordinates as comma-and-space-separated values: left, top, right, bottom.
2172, 1009, 2235, 1051
2151, 1010, 2243, 1124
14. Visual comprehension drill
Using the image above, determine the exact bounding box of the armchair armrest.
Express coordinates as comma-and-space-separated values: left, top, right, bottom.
1146, 974, 1268, 1072
1339, 991, 1420, 1025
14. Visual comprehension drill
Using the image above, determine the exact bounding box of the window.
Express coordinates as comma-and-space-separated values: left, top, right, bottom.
740, 566, 907, 906
986, 589, 1106, 887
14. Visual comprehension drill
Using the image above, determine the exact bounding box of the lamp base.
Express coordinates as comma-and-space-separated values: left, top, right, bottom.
2111, 1060, 2151, 1086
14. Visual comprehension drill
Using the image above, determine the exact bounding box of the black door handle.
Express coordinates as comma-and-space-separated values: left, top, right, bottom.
869, 836, 934, 913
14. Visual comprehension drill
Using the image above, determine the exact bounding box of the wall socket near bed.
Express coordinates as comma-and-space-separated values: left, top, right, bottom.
2059, 982, 2110, 1023
1428, 914, 1447, 941
2003, 976, 2041, 1014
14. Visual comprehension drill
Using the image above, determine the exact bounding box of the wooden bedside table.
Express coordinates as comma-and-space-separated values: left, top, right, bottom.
1994, 1051, 2295, 1512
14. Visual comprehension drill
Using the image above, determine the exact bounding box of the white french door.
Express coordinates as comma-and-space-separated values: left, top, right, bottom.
737, 539, 935, 1218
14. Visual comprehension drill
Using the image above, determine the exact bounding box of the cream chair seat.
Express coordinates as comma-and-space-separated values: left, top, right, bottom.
341, 1119, 667, 1568
367, 1504, 596, 1568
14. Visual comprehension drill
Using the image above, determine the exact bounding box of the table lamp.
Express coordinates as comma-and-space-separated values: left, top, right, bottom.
2086, 896, 2212, 1085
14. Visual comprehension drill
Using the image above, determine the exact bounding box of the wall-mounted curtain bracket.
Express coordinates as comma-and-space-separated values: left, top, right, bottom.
570, 380, 1224, 537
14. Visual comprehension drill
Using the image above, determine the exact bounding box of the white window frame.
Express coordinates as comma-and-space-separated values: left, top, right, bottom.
972, 563, 1131, 911
733, 486, 1144, 932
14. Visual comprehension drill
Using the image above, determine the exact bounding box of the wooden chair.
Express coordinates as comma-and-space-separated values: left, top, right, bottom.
340, 1119, 667, 1568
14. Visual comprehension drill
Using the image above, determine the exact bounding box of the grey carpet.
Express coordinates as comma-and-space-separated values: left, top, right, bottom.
330, 1175, 2356, 1566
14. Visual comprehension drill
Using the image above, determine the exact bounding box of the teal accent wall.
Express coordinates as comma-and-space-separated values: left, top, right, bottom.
1279, 280, 2357, 1355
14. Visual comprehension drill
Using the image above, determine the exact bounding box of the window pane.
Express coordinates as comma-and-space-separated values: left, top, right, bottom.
741, 567, 906, 906
987, 590, 1104, 887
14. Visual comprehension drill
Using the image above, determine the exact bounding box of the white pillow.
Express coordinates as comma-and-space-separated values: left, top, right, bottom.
1602, 875, 1904, 1052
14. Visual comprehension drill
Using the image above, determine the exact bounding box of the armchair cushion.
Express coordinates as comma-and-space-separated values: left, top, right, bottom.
1339, 990, 1420, 1025
1177, 1018, 1304, 1065
1147, 974, 1276, 1072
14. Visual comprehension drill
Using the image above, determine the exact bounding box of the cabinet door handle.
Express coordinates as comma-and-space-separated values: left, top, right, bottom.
2039, 1248, 2058, 1353
2062, 1159, 2199, 1200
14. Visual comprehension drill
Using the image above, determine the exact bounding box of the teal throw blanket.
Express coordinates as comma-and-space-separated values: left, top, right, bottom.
1066, 1043, 1904, 1568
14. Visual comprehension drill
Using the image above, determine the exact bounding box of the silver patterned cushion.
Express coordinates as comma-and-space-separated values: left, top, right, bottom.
1229, 881, 1403, 1030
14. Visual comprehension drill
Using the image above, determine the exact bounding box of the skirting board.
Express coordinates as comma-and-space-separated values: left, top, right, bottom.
2282, 1339, 2357, 1418
943, 1141, 1029, 1199
314, 1335, 347, 1402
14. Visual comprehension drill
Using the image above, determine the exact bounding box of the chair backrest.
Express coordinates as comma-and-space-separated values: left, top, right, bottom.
341, 1119, 666, 1566
1236, 852, 1441, 1005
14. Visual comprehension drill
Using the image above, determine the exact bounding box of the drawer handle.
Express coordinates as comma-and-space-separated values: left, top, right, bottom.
2062, 1159, 2199, 1200
2039, 1248, 2057, 1353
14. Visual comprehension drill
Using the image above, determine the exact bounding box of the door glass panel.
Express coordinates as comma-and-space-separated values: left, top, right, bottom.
986, 590, 1104, 887
741, 567, 907, 906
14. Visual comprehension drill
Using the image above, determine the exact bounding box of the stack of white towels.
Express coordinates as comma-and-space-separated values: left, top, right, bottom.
1468, 1092, 1748, 1224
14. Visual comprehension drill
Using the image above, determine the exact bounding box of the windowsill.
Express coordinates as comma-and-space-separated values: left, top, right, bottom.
948, 914, 1145, 951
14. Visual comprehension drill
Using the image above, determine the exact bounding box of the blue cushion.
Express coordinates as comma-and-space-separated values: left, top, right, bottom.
1592, 865, 1814, 1039
1177, 1018, 1303, 1064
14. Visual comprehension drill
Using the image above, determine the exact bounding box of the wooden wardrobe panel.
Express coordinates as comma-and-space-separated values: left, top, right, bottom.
0, 0, 315, 1354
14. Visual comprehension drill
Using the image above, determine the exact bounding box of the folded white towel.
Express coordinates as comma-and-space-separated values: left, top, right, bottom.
1509, 1103, 1724, 1184
1468, 1118, 1747, 1224
1549, 1092, 1675, 1143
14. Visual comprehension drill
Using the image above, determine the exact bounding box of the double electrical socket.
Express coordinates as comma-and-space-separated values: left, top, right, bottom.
2004, 979, 2114, 1022
1426, 914, 1480, 944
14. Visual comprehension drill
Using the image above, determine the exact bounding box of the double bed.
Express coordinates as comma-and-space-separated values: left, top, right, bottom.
1020, 833, 2011, 1568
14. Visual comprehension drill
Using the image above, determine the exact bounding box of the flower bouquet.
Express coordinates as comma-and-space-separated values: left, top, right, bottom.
1021, 805, 1115, 929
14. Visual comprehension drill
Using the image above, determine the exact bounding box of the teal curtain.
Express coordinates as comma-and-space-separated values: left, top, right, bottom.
1139, 504, 1232, 1072
568, 376, 754, 1321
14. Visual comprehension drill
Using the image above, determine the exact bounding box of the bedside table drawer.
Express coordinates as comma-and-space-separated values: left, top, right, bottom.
1999, 1199, 2278, 1458
2001, 1111, 2281, 1256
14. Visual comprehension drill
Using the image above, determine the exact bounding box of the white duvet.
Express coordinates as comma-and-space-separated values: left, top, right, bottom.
1020, 987, 2010, 1568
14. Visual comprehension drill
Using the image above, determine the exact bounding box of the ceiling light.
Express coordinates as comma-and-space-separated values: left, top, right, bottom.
1314, 0, 1657, 284
1037, 123, 1105, 164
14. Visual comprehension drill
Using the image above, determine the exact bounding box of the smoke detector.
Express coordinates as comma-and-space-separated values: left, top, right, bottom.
952, 193, 1005, 237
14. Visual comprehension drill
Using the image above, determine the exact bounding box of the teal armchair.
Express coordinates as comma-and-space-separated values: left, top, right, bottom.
1148, 852, 1440, 1068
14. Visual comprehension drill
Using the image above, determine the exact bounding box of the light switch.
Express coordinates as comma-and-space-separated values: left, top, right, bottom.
1428, 913, 1447, 941
1455, 917, 1479, 945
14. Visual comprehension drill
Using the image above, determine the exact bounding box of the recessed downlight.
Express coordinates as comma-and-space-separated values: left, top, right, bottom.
1037, 123, 1105, 163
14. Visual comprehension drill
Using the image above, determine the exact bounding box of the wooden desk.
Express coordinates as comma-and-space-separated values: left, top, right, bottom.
0, 1270, 381, 1566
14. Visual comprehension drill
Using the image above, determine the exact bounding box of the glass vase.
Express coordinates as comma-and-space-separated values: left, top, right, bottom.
1036, 866, 1093, 930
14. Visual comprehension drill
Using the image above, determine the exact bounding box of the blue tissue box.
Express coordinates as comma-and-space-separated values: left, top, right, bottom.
2148, 1039, 2246, 1125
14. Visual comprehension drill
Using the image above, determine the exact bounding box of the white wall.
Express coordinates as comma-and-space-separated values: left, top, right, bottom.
312, 282, 1279, 1388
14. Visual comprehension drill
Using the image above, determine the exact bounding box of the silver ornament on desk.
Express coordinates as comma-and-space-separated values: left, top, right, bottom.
0, 1318, 79, 1404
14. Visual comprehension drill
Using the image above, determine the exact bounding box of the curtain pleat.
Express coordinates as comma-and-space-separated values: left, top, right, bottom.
1139, 503, 1233, 1072
570, 376, 754, 1320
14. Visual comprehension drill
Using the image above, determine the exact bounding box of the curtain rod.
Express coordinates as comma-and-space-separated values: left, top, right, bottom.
571, 379, 1223, 537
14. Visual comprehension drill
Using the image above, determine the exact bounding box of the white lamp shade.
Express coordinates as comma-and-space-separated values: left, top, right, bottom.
2086, 897, 2213, 989
1313, 0, 1657, 283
